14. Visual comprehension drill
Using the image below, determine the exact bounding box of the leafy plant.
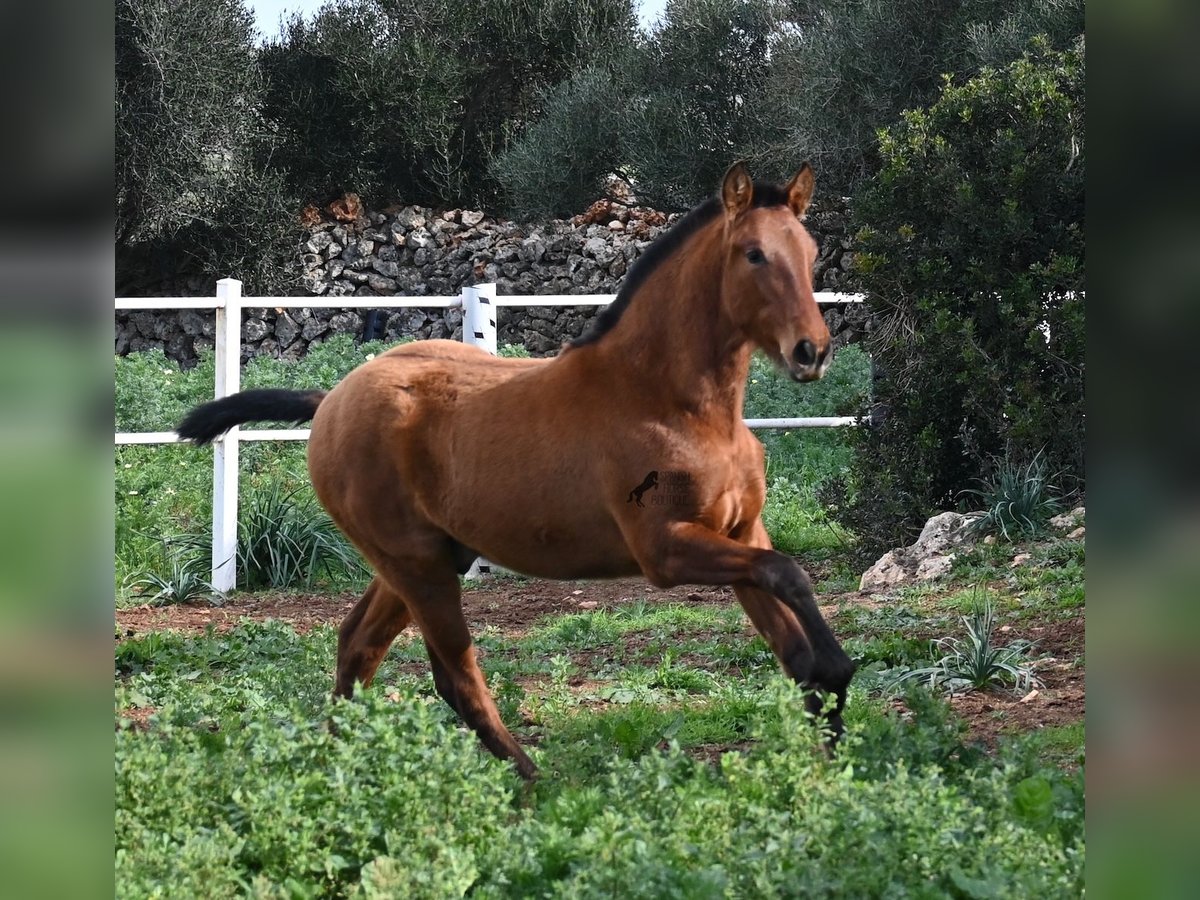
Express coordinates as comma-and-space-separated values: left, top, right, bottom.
896, 591, 1042, 696
128, 552, 221, 607
837, 42, 1085, 556
237, 483, 366, 589
964, 449, 1063, 541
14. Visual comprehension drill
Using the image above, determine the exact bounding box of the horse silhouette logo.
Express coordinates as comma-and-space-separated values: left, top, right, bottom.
628, 471, 659, 507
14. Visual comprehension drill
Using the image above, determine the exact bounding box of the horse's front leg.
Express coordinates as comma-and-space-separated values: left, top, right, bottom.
632, 519, 855, 739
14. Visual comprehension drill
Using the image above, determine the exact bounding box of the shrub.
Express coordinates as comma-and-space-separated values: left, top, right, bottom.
965, 448, 1063, 541
495, 0, 785, 214
835, 41, 1085, 555
260, 0, 637, 208
115, 0, 301, 296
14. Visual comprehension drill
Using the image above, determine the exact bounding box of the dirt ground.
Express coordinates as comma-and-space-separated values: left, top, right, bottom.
116, 576, 1084, 752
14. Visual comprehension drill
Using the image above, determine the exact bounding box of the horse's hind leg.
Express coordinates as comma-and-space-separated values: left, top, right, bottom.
377, 562, 537, 780
335, 575, 414, 698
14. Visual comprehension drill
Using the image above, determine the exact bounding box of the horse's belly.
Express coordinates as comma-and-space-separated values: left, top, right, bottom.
438, 481, 639, 581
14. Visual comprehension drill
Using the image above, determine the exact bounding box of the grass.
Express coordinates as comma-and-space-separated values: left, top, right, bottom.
116, 340, 872, 593
115, 577, 1086, 897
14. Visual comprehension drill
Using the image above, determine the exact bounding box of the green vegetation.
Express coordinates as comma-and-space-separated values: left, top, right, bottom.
836, 43, 1085, 556
116, 567, 1085, 896
115, 339, 870, 596
965, 450, 1064, 542
895, 591, 1042, 696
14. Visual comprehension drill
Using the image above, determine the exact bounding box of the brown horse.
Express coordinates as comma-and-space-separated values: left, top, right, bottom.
178, 163, 855, 779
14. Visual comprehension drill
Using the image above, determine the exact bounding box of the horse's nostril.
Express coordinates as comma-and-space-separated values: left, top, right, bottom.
793, 340, 817, 367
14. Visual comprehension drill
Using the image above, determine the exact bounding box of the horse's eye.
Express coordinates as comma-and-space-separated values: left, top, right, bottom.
746, 248, 766, 265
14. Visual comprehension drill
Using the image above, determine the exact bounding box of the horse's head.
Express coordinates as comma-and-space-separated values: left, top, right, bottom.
718, 163, 832, 382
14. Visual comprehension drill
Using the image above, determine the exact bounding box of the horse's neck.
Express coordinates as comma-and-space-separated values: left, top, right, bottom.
592, 230, 752, 421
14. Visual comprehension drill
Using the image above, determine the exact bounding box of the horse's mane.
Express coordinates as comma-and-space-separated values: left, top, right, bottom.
567, 181, 791, 350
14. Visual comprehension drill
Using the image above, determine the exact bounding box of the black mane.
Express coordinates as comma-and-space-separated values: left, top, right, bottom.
567, 181, 791, 349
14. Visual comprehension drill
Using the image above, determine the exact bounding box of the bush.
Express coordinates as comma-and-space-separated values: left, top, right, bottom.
834, 41, 1085, 556
261, 0, 637, 209
965, 449, 1063, 541
115, 0, 301, 296
495, 0, 785, 215
760, 0, 1084, 195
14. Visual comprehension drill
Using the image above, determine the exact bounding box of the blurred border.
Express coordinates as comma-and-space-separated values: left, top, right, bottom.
1087, 1, 1200, 896
0, 1, 116, 896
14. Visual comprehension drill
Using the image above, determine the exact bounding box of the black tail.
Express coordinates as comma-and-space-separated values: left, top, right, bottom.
176, 389, 326, 445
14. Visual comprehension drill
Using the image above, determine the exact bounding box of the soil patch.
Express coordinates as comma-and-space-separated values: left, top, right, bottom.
116, 579, 737, 638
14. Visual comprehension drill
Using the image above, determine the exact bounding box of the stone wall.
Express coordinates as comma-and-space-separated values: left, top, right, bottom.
115, 198, 864, 366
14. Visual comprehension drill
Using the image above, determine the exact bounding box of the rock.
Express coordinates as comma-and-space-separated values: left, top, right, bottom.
367, 273, 397, 293
859, 551, 909, 591
916, 554, 955, 581
178, 310, 210, 336
301, 271, 328, 295
372, 259, 402, 278
304, 232, 334, 254
406, 229, 433, 251
1049, 506, 1085, 530
274, 313, 301, 348
120, 197, 853, 367
301, 317, 328, 341
242, 317, 269, 342
861, 511, 982, 591
914, 511, 978, 555
1067, 526, 1085, 540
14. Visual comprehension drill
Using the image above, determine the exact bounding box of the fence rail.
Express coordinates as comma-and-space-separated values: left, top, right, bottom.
116, 279, 864, 589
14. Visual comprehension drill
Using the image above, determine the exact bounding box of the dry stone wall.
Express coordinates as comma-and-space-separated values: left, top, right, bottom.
115, 199, 864, 366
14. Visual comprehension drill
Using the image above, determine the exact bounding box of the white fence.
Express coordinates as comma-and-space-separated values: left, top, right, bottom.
116, 279, 864, 590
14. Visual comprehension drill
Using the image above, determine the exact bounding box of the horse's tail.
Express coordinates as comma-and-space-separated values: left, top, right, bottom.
176, 389, 326, 445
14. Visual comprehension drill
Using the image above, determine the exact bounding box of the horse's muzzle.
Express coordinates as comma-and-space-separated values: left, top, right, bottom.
788, 340, 833, 382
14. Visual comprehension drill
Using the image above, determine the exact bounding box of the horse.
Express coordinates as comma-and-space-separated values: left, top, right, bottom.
177, 163, 855, 780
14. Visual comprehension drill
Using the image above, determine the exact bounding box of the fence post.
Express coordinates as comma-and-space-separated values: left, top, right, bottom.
461, 282, 497, 355
460, 283, 496, 579
211, 278, 242, 592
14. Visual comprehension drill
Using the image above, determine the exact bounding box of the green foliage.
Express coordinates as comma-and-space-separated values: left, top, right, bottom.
115, 0, 301, 295
764, 0, 1083, 194
260, 0, 637, 208
837, 43, 1085, 555
896, 591, 1042, 696
237, 484, 367, 590
495, 0, 786, 214
115, 338, 391, 592
491, 66, 629, 218
965, 449, 1063, 541
746, 345, 870, 554
115, 0, 262, 248
128, 549, 221, 606
116, 619, 1083, 897
116, 684, 514, 898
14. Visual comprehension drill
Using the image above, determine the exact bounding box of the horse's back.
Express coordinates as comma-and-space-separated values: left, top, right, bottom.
305, 341, 549, 536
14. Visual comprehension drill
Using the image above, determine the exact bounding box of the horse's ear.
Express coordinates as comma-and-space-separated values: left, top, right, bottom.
785, 163, 815, 218
721, 162, 754, 217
